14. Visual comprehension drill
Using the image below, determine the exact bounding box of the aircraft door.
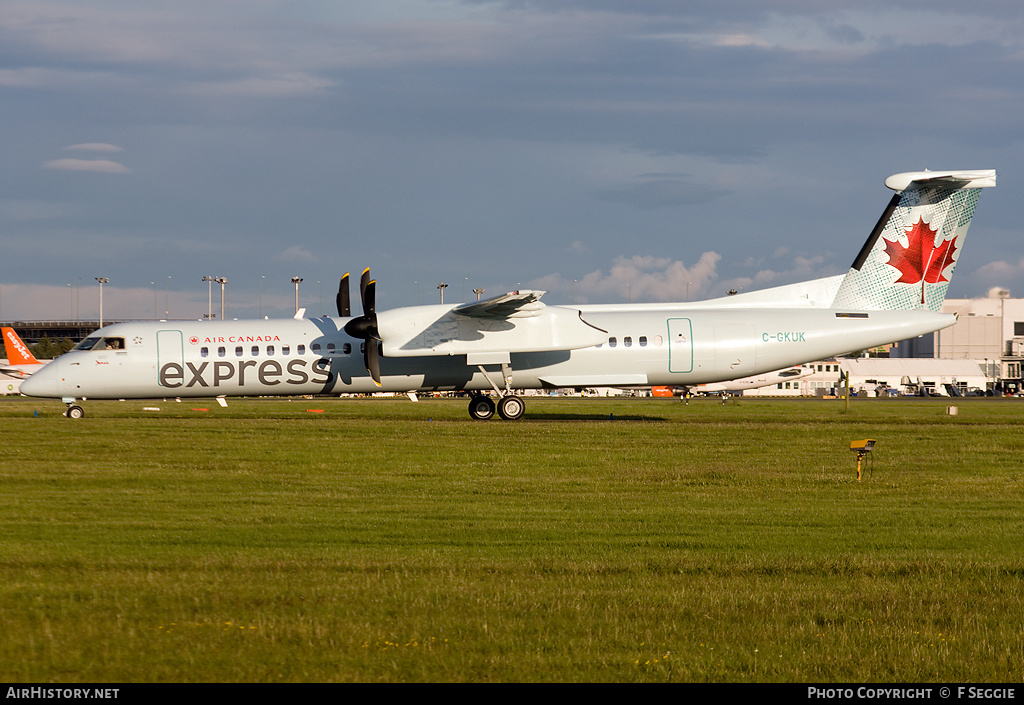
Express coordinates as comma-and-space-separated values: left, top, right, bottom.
667, 318, 693, 373
157, 330, 183, 386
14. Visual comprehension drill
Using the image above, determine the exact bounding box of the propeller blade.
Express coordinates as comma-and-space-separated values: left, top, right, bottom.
337, 273, 350, 317
359, 268, 371, 310
342, 266, 383, 386
365, 340, 381, 386
364, 278, 376, 319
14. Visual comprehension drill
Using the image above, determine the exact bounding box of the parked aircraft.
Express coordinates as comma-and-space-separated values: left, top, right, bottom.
696, 365, 814, 395
1, 328, 47, 379
652, 365, 813, 397
21, 169, 996, 420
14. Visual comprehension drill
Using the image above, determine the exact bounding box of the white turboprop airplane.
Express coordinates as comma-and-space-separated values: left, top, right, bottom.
693, 364, 814, 395
21, 169, 996, 420
1, 327, 47, 379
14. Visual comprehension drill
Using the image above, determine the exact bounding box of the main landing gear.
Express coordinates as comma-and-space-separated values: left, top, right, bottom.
468, 363, 526, 420
468, 393, 525, 421
64, 403, 85, 419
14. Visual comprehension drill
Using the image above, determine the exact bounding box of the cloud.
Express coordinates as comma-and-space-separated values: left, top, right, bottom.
43, 159, 131, 174
279, 245, 316, 262
531, 252, 722, 302
189, 73, 337, 98
976, 259, 1024, 277
593, 176, 730, 210
65, 143, 123, 152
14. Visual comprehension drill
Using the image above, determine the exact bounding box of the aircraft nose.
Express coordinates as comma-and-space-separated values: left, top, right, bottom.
19, 361, 60, 398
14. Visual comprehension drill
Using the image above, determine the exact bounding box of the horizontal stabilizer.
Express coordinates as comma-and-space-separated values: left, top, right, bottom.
884, 170, 997, 192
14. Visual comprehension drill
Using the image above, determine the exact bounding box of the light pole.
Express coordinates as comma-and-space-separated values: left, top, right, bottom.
437, 282, 448, 304
95, 277, 109, 327
292, 277, 303, 314
215, 277, 227, 320
203, 276, 214, 319
473, 287, 485, 301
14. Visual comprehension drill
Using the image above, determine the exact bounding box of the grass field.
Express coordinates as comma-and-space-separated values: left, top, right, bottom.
2, 394, 1023, 682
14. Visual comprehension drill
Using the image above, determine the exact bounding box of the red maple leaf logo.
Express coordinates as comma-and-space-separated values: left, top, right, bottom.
883, 217, 957, 284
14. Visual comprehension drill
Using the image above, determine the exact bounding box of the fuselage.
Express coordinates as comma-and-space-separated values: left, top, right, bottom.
20, 304, 953, 400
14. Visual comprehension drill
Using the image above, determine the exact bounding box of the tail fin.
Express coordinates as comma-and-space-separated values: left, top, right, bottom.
2, 328, 40, 365
831, 170, 996, 311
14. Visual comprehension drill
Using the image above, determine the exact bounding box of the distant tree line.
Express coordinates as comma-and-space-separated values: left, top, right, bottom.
29, 337, 76, 360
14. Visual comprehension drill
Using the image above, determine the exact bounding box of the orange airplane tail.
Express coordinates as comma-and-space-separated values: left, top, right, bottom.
2, 328, 40, 365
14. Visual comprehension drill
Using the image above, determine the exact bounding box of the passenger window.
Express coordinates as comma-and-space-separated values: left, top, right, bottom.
312, 343, 321, 353
298, 344, 306, 355
251, 346, 259, 356
654, 335, 663, 347
624, 337, 632, 348
201, 347, 209, 358
235, 346, 243, 357
281, 345, 290, 356
608, 337, 617, 348
267, 345, 275, 356
218, 347, 226, 357
639, 336, 648, 347
343, 343, 351, 355
327, 343, 336, 353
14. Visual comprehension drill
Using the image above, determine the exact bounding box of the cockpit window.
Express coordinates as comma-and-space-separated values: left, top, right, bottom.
75, 337, 124, 351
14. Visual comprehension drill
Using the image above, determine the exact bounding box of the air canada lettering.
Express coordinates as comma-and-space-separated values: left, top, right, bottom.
192, 335, 283, 345
159, 358, 331, 388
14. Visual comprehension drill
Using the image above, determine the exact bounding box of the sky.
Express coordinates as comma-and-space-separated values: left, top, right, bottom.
1, 0, 1023, 322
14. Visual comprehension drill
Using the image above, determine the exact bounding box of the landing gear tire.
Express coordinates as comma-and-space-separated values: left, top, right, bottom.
468, 395, 495, 421
65, 405, 85, 419
497, 395, 525, 421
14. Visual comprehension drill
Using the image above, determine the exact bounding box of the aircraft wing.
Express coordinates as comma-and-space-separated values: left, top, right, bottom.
378, 290, 608, 358
0, 363, 42, 378
453, 290, 546, 319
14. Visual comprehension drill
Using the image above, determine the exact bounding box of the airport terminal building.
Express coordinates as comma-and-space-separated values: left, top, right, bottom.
744, 290, 1024, 397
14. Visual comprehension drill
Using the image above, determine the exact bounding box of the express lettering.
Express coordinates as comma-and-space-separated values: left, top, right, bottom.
159, 358, 331, 388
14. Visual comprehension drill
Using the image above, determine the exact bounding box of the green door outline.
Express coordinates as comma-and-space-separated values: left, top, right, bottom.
156, 330, 183, 386
668, 318, 693, 373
